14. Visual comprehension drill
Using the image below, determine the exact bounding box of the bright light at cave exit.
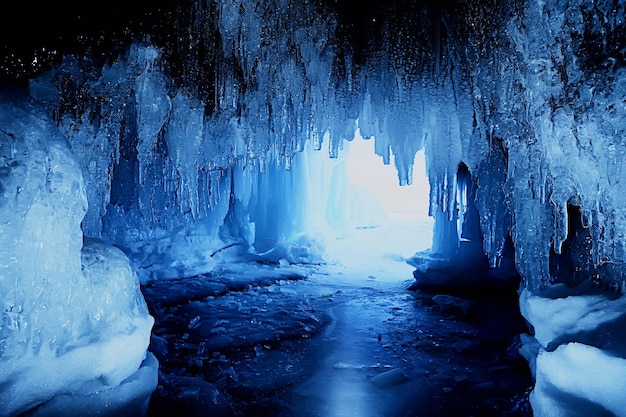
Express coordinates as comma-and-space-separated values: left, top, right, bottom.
330, 129, 434, 281
347, 131, 430, 219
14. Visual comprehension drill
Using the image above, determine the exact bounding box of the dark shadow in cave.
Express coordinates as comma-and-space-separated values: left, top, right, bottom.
549, 204, 623, 298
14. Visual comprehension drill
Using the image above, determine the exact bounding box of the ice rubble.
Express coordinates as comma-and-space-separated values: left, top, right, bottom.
6, 0, 626, 415
0, 91, 156, 416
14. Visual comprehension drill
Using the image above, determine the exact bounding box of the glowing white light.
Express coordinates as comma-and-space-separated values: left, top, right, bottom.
346, 130, 430, 219
291, 130, 433, 280
326, 131, 434, 281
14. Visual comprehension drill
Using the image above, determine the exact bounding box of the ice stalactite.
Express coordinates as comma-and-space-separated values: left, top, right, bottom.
465, 1, 626, 415
470, 0, 626, 292
11, 0, 626, 415
11, 1, 626, 285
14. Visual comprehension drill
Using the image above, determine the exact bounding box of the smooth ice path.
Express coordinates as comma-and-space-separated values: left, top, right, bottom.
145, 218, 532, 417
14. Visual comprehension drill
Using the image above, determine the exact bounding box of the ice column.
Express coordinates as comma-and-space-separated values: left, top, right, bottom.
0, 91, 157, 417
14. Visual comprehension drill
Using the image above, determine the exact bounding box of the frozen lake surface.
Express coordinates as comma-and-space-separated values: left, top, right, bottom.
144, 218, 533, 417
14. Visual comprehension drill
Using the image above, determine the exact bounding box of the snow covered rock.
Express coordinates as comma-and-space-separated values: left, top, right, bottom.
520, 287, 626, 417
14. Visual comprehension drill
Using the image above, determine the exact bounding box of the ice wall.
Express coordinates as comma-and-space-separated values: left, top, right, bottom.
0, 90, 156, 416
27, 0, 453, 277
462, 1, 626, 415
469, 0, 626, 291
20, 0, 626, 415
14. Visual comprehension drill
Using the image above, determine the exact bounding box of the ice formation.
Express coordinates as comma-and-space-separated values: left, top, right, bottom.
0, 91, 156, 416
1, 0, 625, 415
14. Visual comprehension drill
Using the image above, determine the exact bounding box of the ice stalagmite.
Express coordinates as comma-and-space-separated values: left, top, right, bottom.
0, 89, 156, 417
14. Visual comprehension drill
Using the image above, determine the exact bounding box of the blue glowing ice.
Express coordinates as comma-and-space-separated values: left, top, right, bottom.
2, 0, 625, 415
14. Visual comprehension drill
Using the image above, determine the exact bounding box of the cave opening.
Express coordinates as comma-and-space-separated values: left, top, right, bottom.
308, 129, 434, 283
2, 0, 625, 416
137, 131, 533, 417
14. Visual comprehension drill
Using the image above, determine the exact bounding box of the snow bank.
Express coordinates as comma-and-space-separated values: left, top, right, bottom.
520, 288, 626, 416
532, 343, 626, 417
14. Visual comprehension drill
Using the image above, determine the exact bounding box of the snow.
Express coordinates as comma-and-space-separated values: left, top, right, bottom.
533, 343, 626, 417
519, 288, 626, 350
519, 288, 626, 415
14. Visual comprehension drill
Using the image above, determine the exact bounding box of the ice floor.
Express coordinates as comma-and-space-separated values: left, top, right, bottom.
144, 217, 533, 417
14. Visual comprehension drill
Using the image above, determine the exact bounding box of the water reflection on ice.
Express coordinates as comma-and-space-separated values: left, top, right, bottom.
145, 212, 531, 417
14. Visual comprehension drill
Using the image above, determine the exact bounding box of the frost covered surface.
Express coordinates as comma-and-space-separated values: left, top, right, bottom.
0, 91, 156, 417
520, 288, 626, 351
519, 286, 626, 416
143, 262, 532, 416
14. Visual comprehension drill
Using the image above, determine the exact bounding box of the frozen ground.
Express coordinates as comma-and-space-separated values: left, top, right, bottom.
144, 217, 533, 417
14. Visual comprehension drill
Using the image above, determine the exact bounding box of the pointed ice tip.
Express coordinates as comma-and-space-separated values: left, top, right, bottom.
489, 255, 500, 269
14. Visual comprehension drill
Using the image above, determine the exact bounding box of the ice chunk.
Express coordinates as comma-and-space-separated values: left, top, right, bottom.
25, 353, 158, 417
370, 368, 410, 388
252, 232, 329, 265
432, 294, 473, 316
0, 91, 156, 417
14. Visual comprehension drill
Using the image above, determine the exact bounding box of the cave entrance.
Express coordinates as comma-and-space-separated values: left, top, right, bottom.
317, 130, 434, 282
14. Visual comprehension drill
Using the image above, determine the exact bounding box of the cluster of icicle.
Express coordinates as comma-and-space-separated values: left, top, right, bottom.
467, 0, 626, 290
29, 0, 626, 290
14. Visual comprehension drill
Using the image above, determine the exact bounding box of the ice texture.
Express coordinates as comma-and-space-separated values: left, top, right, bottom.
519, 286, 626, 415
0, 91, 156, 416
520, 288, 626, 351
28, 40, 376, 280
17, 0, 626, 285
15, 0, 626, 415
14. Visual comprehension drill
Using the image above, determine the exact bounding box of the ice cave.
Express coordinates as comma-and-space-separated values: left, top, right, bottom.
1, 0, 625, 416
